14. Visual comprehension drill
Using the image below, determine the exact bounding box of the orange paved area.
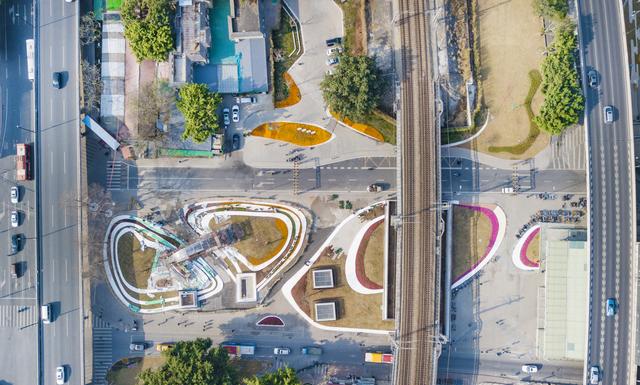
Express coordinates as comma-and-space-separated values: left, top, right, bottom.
330, 111, 384, 142
251, 122, 332, 146
274, 72, 302, 108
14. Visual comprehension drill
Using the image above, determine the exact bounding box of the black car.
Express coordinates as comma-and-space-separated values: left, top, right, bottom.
10, 234, 22, 254
232, 134, 240, 150
587, 70, 598, 88
52, 71, 62, 88
326, 37, 342, 47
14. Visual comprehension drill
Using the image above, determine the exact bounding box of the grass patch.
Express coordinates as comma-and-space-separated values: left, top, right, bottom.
117, 233, 157, 289
333, 0, 366, 55
333, 109, 396, 144
210, 216, 288, 266
231, 359, 272, 378
451, 205, 492, 280
362, 224, 385, 287
292, 248, 393, 330
272, 5, 303, 104
107, 356, 166, 385
106, 0, 122, 10
525, 231, 541, 263
488, 70, 542, 154
251, 122, 332, 146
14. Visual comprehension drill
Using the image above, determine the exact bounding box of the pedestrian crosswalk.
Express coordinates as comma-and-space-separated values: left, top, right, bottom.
106, 161, 128, 190
0, 305, 37, 328
92, 327, 113, 385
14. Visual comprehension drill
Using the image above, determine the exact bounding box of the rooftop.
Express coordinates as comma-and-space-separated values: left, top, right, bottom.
312, 269, 335, 289
229, 0, 261, 37
315, 302, 337, 322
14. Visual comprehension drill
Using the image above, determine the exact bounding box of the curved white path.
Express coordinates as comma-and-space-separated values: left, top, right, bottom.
512, 224, 541, 271
344, 216, 384, 295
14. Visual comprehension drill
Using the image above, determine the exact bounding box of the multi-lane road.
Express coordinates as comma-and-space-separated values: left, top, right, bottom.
580, 0, 636, 384
0, 0, 38, 384
37, 0, 82, 385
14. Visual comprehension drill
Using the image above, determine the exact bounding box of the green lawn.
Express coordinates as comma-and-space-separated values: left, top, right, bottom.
107, 0, 122, 10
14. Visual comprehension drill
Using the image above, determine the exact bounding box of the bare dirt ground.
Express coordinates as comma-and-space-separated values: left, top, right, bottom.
465, 0, 549, 159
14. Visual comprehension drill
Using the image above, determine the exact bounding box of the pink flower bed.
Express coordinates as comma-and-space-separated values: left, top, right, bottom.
520, 227, 540, 268
256, 315, 285, 327
453, 205, 499, 283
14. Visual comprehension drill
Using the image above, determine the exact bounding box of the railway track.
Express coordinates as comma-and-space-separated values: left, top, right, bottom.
393, 0, 440, 383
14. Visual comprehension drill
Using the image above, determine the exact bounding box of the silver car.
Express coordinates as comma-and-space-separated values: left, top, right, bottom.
222, 108, 230, 125
603, 105, 614, 124
56, 366, 65, 385
10, 186, 18, 204
10, 210, 19, 228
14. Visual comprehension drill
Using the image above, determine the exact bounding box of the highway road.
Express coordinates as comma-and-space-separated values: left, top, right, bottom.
580, 1, 636, 384
37, 0, 82, 385
0, 0, 38, 384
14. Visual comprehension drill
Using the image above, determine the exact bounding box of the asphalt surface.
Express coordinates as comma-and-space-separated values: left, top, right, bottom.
37, 0, 82, 385
106, 158, 398, 193
0, 0, 38, 384
441, 157, 586, 195
580, 1, 635, 384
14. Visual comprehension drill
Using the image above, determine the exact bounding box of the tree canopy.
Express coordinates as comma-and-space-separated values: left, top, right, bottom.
176, 83, 222, 143
121, 0, 175, 62
320, 55, 381, 121
243, 367, 301, 385
533, 24, 584, 135
533, 0, 569, 20
137, 338, 236, 385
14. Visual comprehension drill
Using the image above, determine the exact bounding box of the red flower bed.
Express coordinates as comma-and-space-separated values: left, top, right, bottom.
256, 315, 285, 327
355, 219, 384, 290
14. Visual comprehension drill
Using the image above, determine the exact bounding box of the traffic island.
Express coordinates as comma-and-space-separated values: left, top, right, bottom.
451, 204, 506, 289
512, 224, 541, 270
282, 202, 394, 334
250, 122, 333, 146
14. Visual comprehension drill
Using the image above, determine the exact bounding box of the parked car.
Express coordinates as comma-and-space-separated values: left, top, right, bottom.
131, 320, 138, 331
232, 134, 240, 151
603, 105, 614, 124
52, 71, 62, 88
10, 262, 19, 278
56, 366, 66, 385
588, 70, 598, 88
521, 364, 538, 373
327, 46, 342, 56
326, 37, 342, 47
606, 298, 617, 316
11, 234, 22, 254
235, 96, 256, 104
223, 108, 230, 125
327, 57, 339, 66
273, 347, 291, 355
589, 366, 600, 384
367, 183, 383, 192
232, 105, 240, 123
130, 343, 145, 351
10, 186, 19, 204
10, 210, 19, 228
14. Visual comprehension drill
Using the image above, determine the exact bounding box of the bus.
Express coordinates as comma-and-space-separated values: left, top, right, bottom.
26, 39, 34, 81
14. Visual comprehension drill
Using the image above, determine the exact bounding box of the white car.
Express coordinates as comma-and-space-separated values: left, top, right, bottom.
232, 105, 240, 123
589, 366, 600, 384
10, 186, 18, 204
10, 210, 19, 228
130, 343, 145, 351
603, 105, 614, 124
521, 364, 538, 373
326, 46, 342, 56
274, 347, 290, 355
56, 366, 65, 385
222, 108, 230, 125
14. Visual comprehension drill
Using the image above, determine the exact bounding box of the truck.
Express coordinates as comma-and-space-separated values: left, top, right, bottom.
301, 346, 322, 355
16, 143, 32, 181
364, 352, 393, 364
221, 343, 255, 357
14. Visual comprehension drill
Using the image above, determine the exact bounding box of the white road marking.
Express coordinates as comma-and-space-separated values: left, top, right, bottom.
65, 259, 68, 282
49, 46, 53, 67
63, 151, 66, 174
51, 205, 54, 227
51, 258, 55, 283
50, 151, 53, 175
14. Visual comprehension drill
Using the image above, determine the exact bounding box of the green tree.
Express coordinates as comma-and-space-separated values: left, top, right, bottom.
137, 338, 237, 385
176, 83, 222, 143
121, 0, 175, 62
534, 24, 584, 135
243, 367, 301, 385
533, 0, 569, 20
320, 55, 380, 121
